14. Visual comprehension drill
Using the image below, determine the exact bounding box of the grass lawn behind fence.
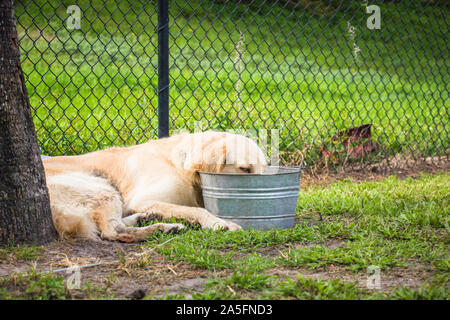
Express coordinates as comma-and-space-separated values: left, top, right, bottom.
15, 0, 449, 161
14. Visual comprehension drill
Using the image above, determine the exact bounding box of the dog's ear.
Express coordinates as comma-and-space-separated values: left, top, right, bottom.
201, 139, 227, 173
179, 132, 229, 173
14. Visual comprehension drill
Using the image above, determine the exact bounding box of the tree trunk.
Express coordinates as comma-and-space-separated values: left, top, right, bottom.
0, 0, 57, 245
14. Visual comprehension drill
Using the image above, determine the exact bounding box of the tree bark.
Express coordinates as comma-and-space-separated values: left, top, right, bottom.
0, 0, 57, 244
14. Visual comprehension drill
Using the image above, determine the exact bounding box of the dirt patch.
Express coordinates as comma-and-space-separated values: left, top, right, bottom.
0, 239, 139, 277
300, 155, 449, 188
152, 277, 209, 299
266, 264, 430, 293
0, 238, 217, 299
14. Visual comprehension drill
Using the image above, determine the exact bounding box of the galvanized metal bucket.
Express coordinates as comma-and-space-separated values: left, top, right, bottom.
199, 166, 302, 230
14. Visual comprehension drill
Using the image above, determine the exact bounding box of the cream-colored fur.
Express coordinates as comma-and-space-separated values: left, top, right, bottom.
43, 131, 267, 242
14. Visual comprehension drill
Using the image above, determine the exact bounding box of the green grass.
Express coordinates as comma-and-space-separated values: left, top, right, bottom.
145, 172, 449, 299
0, 267, 111, 300
0, 245, 42, 261
0, 267, 71, 300
15, 0, 449, 162
1, 172, 448, 299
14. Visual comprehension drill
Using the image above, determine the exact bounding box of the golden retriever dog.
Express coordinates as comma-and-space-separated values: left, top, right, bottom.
42, 131, 267, 242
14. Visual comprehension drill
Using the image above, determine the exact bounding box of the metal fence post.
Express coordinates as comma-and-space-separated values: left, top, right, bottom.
158, 0, 169, 138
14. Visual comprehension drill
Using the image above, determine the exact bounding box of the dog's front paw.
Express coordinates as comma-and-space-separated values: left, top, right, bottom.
222, 220, 242, 231
202, 218, 242, 231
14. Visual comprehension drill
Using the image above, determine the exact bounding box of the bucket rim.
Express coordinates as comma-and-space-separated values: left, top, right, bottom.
199, 165, 304, 176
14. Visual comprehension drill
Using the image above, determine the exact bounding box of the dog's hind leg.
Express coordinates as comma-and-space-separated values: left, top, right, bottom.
91, 207, 184, 242
121, 212, 163, 226
48, 172, 183, 242
47, 172, 124, 241
129, 200, 242, 231
108, 212, 183, 242
68, 203, 184, 243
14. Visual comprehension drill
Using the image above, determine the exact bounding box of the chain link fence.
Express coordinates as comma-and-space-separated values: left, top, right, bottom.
16, 0, 449, 170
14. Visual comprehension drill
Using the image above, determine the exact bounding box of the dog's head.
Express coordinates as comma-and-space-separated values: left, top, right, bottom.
175, 131, 267, 174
